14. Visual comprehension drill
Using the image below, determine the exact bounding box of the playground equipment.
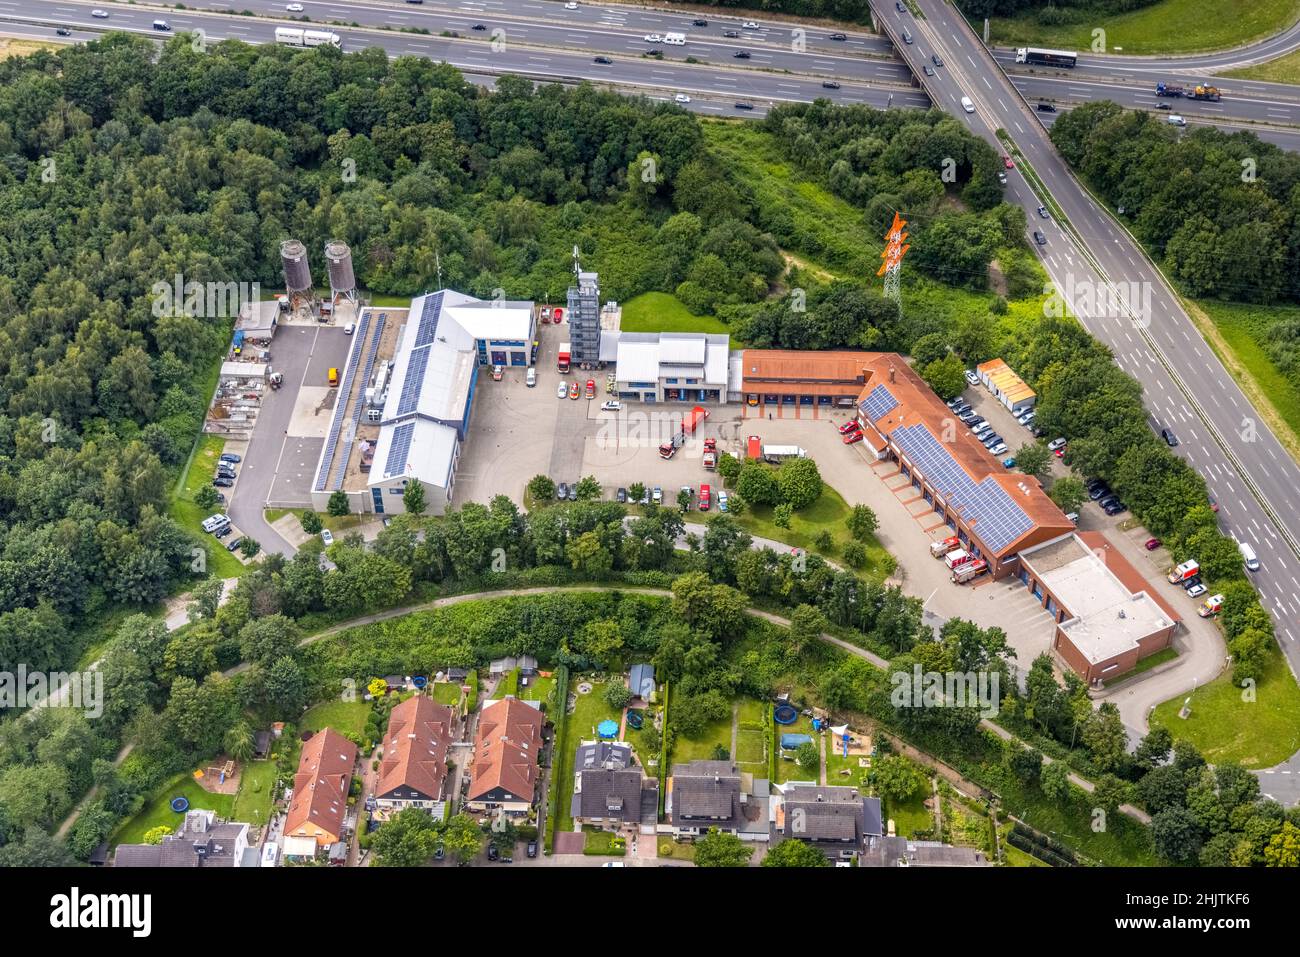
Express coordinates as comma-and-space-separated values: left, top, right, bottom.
170, 797, 190, 813
598, 719, 619, 739
774, 703, 798, 725
626, 710, 645, 730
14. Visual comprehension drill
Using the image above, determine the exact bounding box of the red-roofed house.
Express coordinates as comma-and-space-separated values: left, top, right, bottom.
374, 695, 456, 819
284, 728, 357, 853
465, 698, 544, 817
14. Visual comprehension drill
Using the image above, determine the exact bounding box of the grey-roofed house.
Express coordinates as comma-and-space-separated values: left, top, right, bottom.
572, 768, 658, 830
113, 810, 252, 868
629, 663, 656, 702
774, 784, 883, 861
669, 760, 743, 836
489, 655, 538, 677
862, 835, 991, 867
575, 740, 634, 772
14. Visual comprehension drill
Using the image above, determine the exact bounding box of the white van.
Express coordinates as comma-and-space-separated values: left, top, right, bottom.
526, 367, 537, 388
960, 96, 975, 114
1239, 541, 1260, 572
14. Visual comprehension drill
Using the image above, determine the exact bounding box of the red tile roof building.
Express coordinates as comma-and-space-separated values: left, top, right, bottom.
465, 698, 544, 815
374, 695, 456, 815
854, 354, 1075, 579
284, 728, 357, 848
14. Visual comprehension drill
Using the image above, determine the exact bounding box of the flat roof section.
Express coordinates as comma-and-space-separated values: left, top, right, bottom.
1022, 533, 1175, 665
977, 358, 1036, 407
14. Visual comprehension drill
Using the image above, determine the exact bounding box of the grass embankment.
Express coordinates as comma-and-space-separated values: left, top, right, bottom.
732, 485, 895, 581
169, 434, 248, 580
1184, 298, 1300, 463
620, 292, 736, 339
1151, 644, 1300, 767
1225, 46, 1300, 82
986, 0, 1300, 56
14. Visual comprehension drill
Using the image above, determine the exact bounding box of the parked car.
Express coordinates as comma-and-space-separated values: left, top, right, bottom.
1145, 537, 1162, 550
966, 416, 985, 428
214, 524, 232, 539
616, 487, 628, 503
1181, 575, 1203, 591
569, 382, 580, 400
526, 367, 537, 387
557, 382, 568, 399
1002, 457, 1016, 468
227, 537, 244, 552
843, 431, 865, 445
488, 844, 499, 861
989, 442, 1007, 455
1089, 485, 1111, 501
321, 529, 334, 546
1187, 582, 1208, 598
718, 490, 729, 512
585, 379, 596, 399
838, 419, 861, 435
491, 365, 503, 381
1098, 494, 1119, 508
557, 482, 569, 500
964, 369, 980, 386
1103, 500, 1126, 515
1047, 437, 1068, 451
601, 400, 621, 412
567, 484, 578, 501
651, 486, 663, 504
213, 477, 233, 488
220, 453, 242, 464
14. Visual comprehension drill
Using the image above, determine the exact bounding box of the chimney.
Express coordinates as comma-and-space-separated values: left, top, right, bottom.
889, 365, 896, 383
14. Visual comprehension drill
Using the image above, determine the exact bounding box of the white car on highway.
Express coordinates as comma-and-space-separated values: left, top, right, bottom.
674, 93, 691, 103
91, 8, 109, 16
644, 34, 662, 43
286, 3, 304, 10
564, 1, 578, 7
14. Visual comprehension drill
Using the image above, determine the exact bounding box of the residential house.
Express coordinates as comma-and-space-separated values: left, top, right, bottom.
861, 835, 991, 867
668, 760, 743, 837
373, 695, 456, 819
114, 810, 252, 868
773, 784, 883, 861
465, 698, 544, 816
570, 741, 658, 830
283, 727, 357, 857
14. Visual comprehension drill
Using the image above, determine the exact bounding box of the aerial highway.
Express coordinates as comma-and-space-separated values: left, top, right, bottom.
1, 0, 928, 113
872, 0, 1300, 707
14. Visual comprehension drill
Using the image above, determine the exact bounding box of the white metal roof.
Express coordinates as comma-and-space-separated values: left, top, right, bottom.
370, 416, 458, 489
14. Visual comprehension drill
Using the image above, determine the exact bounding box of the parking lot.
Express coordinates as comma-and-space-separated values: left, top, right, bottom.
226, 318, 353, 555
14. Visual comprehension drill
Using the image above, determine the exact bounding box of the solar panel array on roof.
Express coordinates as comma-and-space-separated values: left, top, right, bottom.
396, 345, 430, 417
315, 308, 373, 490
860, 383, 898, 421
413, 291, 444, 348
384, 421, 415, 478
890, 423, 1032, 554
330, 313, 387, 489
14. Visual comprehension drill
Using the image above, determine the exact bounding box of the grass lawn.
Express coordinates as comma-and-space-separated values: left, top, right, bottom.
1150, 644, 1300, 767
619, 292, 736, 340
733, 484, 895, 580
824, 748, 869, 789
431, 681, 463, 708
264, 506, 369, 534
735, 728, 766, 766
1002, 841, 1049, 867
582, 829, 627, 856
520, 675, 555, 703
231, 759, 278, 829
112, 774, 235, 847
885, 791, 934, 839
168, 433, 247, 580
1225, 45, 1300, 82
773, 713, 819, 784
985, 0, 1300, 55
671, 708, 733, 764
657, 838, 696, 862
625, 707, 662, 770
301, 699, 372, 737
552, 681, 624, 835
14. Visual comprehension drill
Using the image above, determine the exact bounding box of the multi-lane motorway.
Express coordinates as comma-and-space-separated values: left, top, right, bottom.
873, 1, 1300, 733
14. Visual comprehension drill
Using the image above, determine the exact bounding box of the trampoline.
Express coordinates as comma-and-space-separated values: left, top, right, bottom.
170, 796, 190, 813
773, 704, 798, 725
597, 719, 619, 739
626, 711, 644, 730
412, 675, 428, 689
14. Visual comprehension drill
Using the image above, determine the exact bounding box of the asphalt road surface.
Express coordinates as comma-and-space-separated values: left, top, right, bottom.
873, 0, 1300, 686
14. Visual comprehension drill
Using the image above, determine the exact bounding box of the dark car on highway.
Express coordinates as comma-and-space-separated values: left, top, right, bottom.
829, 32, 847, 40
724, 30, 740, 37
692, 18, 708, 26
1161, 427, 1179, 447
734, 102, 754, 110
594, 56, 612, 64
1033, 231, 1047, 245
733, 50, 751, 58
822, 80, 841, 89
1036, 102, 1056, 113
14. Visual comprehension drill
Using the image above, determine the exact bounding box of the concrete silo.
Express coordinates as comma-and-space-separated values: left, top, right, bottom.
280, 239, 313, 309
324, 239, 358, 303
